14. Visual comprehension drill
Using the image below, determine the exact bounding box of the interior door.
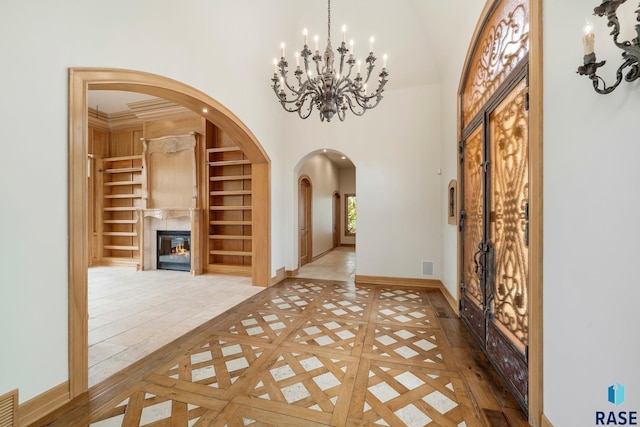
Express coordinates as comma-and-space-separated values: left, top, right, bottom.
460, 73, 530, 412
333, 192, 340, 248
299, 177, 312, 266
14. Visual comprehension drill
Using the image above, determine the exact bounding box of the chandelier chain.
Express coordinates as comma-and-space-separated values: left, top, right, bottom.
327, 0, 331, 43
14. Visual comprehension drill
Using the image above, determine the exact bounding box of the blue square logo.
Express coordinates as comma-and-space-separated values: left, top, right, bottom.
609, 383, 625, 406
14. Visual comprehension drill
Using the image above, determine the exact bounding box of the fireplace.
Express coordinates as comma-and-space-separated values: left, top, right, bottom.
157, 230, 191, 271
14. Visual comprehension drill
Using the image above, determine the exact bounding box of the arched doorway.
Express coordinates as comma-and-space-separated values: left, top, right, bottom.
68, 68, 271, 397
293, 150, 355, 280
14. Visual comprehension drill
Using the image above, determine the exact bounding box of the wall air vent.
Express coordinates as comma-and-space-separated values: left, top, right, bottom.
422, 261, 434, 277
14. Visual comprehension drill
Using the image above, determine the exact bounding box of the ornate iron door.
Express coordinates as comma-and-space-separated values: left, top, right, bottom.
460, 75, 529, 412
460, 126, 486, 343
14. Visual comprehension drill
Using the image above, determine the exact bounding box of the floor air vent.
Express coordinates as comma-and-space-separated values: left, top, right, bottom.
0, 389, 17, 427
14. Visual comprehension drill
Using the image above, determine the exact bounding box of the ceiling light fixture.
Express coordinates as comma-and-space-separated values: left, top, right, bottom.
271, 0, 389, 122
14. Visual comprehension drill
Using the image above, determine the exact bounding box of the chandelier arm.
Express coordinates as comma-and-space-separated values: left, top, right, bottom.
343, 60, 355, 80
590, 56, 634, 94
363, 54, 377, 85
301, 46, 314, 84
350, 79, 387, 110
342, 95, 368, 117
282, 74, 304, 95
275, 82, 311, 112
296, 92, 317, 119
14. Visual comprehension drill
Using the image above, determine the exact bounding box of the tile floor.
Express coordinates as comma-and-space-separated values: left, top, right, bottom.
88, 247, 356, 387
88, 268, 263, 387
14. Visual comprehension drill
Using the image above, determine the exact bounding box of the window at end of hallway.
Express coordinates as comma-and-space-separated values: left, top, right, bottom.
346, 194, 356, 235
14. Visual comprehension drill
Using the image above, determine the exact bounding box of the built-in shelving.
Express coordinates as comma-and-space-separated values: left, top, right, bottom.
99, 155, 143, 267
206, 129, 253, 275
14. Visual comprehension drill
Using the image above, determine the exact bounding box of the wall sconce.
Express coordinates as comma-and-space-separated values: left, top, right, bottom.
577, 0, 640, 94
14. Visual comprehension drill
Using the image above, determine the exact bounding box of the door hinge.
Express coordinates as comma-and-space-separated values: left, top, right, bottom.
524, 201, 530, 247
458, 141, 465, 163
458, 210, 466, 232
525, 91, 530, 111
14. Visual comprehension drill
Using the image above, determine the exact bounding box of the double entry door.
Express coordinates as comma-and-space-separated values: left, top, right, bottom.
459, 65, 530, 412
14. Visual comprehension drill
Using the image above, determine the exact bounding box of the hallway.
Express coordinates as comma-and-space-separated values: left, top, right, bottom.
42, 248, 529, 426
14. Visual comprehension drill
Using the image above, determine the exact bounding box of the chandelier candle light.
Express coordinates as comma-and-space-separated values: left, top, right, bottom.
577, 0, 640, 94
271, 0, 389, 122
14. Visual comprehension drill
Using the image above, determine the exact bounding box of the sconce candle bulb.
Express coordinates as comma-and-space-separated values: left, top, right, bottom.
583, 22, 595, 55
577, 0, 640, 94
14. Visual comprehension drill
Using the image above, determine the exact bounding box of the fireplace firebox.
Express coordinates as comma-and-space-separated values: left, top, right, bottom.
157, 230, 191, 272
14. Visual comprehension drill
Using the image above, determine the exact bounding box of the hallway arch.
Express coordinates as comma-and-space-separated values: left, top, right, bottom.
68, 68, 271, 397
293, 149, 355, 271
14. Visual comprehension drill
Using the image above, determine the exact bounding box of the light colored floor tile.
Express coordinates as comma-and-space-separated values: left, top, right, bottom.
88, 247, 355, 387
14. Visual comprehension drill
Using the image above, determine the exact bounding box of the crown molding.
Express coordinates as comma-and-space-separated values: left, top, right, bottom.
88, 98, 198, 131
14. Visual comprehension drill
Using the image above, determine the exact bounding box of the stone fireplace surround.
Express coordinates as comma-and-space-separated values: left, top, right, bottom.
139, 133, 202, 274
142, 209, 201, 272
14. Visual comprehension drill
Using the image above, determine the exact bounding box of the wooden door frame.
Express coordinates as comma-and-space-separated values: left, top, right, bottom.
68, 68, 271, 398
456, 0, 543, 424
298, 175, 312, 266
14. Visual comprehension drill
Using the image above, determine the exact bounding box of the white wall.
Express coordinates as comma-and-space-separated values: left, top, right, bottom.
418, 0, 487, 298
544, 1, 640, 424
340, 168, 356, 245
284, 84, 443, 279
0, 0, 289, 402
297, 153, 340, 257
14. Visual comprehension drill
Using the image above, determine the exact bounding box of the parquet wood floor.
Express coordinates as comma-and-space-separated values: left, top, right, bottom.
35, 278, 530, 427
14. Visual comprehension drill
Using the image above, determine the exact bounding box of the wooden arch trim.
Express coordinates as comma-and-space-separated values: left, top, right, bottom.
68, 68, 271, 397
455, 1, 543, 425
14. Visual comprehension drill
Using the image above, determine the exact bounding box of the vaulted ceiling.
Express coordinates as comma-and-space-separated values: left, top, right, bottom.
89, 0, 486, 114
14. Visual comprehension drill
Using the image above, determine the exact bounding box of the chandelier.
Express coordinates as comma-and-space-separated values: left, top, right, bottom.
271, 0, 389, 122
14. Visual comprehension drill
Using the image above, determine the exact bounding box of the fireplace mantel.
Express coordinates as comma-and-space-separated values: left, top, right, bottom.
143, 208, 197, 220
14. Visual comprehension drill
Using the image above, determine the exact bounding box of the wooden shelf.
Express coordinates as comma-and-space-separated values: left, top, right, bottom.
104, 194, 142, 199
104, 219, 137, 224
103, 232, 137, 237
207, 159, 251, 167
209, 206, 252, 211
104, 206, 138, 212
104, 180, 141, 187
210, 220, 252, 226
103, 155, 142, 162
209, 235, 251, 240
209, 190, 252, 196
209, 250, 252, 257
104, 245, 138, 251
104, 167, 143, 174
207, 147, 242, 153
210, 175, 252, 182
